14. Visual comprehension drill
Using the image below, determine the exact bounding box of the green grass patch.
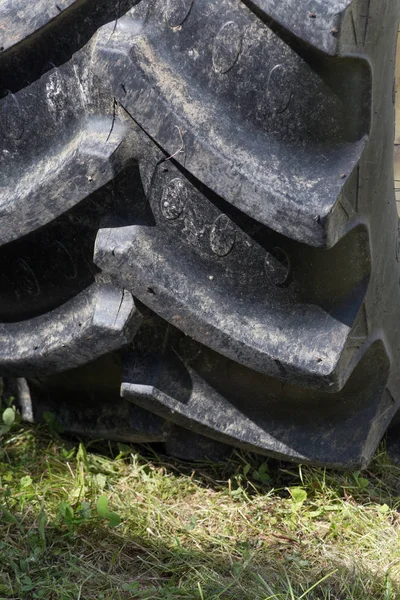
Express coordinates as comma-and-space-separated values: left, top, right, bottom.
0, 413, 400, 599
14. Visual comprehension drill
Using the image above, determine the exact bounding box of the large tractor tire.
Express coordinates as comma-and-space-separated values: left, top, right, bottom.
2, 0, 400, 468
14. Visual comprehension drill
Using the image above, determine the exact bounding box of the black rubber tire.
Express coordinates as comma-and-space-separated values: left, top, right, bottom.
2, 0, 400, 468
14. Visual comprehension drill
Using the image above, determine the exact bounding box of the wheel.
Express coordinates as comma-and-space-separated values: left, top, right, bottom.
1, 0, 400, 468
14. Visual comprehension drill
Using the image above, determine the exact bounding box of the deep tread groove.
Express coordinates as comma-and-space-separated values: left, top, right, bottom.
94, 152, 371, 391
121, 317, 390, 467
93, 3, 371, 246
0, 0, 137, 97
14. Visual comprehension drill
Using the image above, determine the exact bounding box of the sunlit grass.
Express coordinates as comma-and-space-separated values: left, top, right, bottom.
0, 416, 400, 599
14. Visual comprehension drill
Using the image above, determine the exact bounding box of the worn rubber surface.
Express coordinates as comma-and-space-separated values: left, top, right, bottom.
1, 0, 400, 468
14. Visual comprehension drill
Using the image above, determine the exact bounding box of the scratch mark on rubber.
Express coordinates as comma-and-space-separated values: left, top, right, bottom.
350, 10, 358, 45
363, 0, 371, 46
356, 164, 360, 212
113, 288, 126, 327
106, 97, 118, 143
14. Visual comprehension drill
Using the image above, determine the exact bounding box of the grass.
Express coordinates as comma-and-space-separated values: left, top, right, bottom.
0, 413, 400, 599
